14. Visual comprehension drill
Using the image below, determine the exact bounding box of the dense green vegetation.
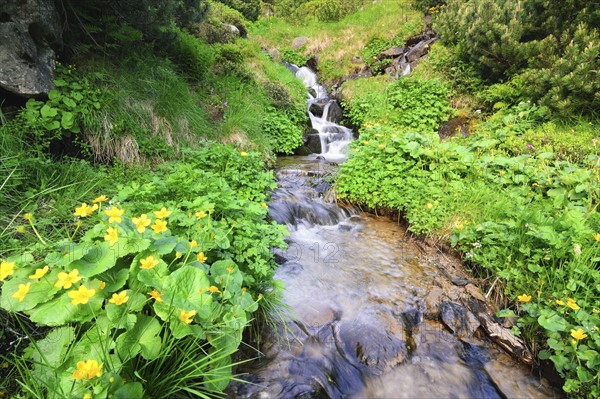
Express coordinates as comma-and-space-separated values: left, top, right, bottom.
1, 0, 599, 397
0, 0, 307, 397
334, 2, 599, 397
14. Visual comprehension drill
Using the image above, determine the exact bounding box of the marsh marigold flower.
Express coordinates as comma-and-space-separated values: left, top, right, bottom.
68, 285, 96, 305
132, 214, 151, 233
426, 203, 433, 209
555, 299, 565, 306
240, 151, 248, 157
104, 227, 119, 246
196, 252, 207, 263
140, 256, 159, 270
567, 299, 580, 310
179, 309, 196, 324
195, 211, 207, 219
73, 360, 103, 380
29, 266, 49, 280
11, 282, 31, 302
108, 290, 129, 306
151, 220, 168, 234
571, 328, 588, 341
0, 260, 15, 281
190, 240, 199, 248
74, 203, 98, 217
147, 289, 163, 302
595, 233, 600, 242
24, 213, 33, 221
208, 285, 220, 294
92, 195, 108, 203
104, 207, 124, 224
153, 207, 172, 219
517, 294, 532, 303
55, 269, 82, 289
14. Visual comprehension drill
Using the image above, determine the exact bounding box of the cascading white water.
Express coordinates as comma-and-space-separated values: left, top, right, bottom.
295, 66, 354, 161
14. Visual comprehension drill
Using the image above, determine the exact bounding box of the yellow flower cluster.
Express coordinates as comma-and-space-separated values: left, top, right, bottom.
73, 359, 103, 380
74, 203, 98, 218
517, 294, 532, 303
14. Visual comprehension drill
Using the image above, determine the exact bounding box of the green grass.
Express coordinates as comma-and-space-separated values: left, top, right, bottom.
250, 0, 423, 83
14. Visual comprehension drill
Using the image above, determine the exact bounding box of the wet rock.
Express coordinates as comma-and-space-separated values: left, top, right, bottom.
405, 38, 435, 63
337, 223, 352, 232
405, 30, 436, 47
308, 99, 343, 123
438, 116, 470, 139
424, 286, 444, 317
441, 301, 481, 338
0, 0, 62, 97
378, 46, 405, 60
303, 130, 322, 154
336, 322, 408, 374
451, 276, 470, 286
306, 56, 319, 72
281, 261, 304, 276
291, 36, 309, 50
464, 283, 487, 303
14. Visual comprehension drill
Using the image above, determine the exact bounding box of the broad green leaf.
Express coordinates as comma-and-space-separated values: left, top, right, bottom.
496, 309, 517, 318
24, 326, 75, 367
149, 236, 178, 254
137, 263, 169, 288
60, 111, 74, 129
538, 310, 568, 332
0, 275, 59, 312
29, 290, 103, 326
69, 242, 118, 277
40, 104, 58, 118
116, 315, 162, 361
97, 267, 129, 292
162, 266, 212, 319
62, 97, 76, 108
114, 382, 144, 399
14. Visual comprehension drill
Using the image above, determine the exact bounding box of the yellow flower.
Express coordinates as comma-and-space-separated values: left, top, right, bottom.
73, 360, 103, 380
132, 214, 151, 233
83, 394, 92, 399
29, 266, 49, 280
98, 281, 106, 290
362, 140, 369, 145
147, 289, 163, 302
595, 233, 600, 242
454, 220, 464, 230
104, 227, 119, 246
555, 299, 564, 306
175, 251, 182, 259
0, 261, 15, 281
593, 308, 600, 314
426, 203, 433, 209
140, 256, 159, 270
68, 285, 96, 305
16, 225, 26, 233
92, 195, 108, 203
74, 203, 98, 217
55, 269, 82, 289
240, 151, 248, 157
195, 211, 207, 219
570, 328, 588, 341
104, 207, 124, 224
11, 282, 31, 302
179, 309, 196, 324
154, 207, 172, 219
571, 339, 577, 345
196, 252, 207, 263
517, 294, 532, 303
24, 213, 33, 221
190, 240, 199, 248
208, 285, 220, 294
108, 290, 129, 306
567, 300, 580, 310
261, 203, 268, 209
378, 144, 386, 149
151, 220, 168, 234
227, 266, 234, 273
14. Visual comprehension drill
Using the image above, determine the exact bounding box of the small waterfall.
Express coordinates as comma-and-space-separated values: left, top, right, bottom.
295, 66, 354, 161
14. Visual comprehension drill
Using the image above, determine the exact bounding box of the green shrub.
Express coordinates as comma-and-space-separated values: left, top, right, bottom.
298, 0, 365, 22
262, 108, 305, 154
214, 0, 260, 21
281, 49, 310, 66
434, 0, 600, 116
0, 144, 286, 397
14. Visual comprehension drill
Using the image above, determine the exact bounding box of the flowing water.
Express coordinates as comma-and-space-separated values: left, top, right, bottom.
227, 68, 558, 398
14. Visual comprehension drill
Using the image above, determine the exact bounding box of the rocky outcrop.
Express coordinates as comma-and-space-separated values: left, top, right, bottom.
0, 0, 62, 98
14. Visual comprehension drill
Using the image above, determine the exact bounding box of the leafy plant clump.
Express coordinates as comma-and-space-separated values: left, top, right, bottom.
0, 144, 287, 398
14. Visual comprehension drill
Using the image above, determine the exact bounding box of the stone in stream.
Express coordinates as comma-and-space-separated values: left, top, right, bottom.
308, 99, 344, 124
334, 321, 408, 374
441, 301, 481, 338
